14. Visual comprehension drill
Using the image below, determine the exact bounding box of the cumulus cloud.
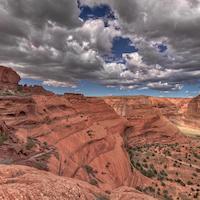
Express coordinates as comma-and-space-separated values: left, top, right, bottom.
80, 0, 200, 90
0, 0, 200, 92
0, 0, 120, 86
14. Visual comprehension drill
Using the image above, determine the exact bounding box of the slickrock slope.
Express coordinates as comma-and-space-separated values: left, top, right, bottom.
0, 66, 136, 192
0, 164, 103, 200
0, 94, 134, 191
104, 96, 187, 146
0, 164, 157, 200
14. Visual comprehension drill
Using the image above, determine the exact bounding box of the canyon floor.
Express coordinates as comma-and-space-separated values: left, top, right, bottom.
0, 66, 200, 200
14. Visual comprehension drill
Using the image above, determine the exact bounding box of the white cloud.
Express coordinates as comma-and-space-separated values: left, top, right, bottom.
0, 0, 200, 92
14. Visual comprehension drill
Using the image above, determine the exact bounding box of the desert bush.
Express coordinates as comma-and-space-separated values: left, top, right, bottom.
0, 132, 8, 145
187, 180, 193, 185
161, 182, 166, 187
84, 165, 94, 175
26, 137, 36, 150
34, 161, 48, 171
0, 159, 13, 164
175, 179, 185, 186
90, 178, 98, 186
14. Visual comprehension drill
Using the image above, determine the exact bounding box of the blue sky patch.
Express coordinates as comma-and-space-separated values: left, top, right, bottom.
103, 37, 138, 63
158, 44, 168, 53
79, 4, 115, 21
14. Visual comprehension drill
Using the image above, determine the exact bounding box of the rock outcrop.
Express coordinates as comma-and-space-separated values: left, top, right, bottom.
0, 164, 106, 200
0, 66, 20, 84
0, 164, 157, 200
104, 96, 187, 146
1, 66, 200, 200
0, 94, 135, 191
187, 95, 200, 119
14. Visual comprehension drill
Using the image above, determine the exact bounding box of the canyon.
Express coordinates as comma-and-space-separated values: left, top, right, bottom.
0, 66, 200, 200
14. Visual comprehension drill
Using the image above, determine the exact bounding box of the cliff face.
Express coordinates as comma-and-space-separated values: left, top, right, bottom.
187, 95, 200, 119
0, 65, 139, 191
1, 66, 200, 200
0, 94, 135, 191
104, 96, 188, 146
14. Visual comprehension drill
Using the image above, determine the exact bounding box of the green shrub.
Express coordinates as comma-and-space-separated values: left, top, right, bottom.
0, 132, 8, 145
26, 137, 36, 150
84, 165, 94, 174
161, 182, 166, 187
34, 161, 48, 171
90, 178, 98, 186
175, 179, 185, 186
187, 181, 193, 185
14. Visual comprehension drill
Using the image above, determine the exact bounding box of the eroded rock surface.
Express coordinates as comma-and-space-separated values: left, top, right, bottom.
0, 94, 134, 191
0, 164, 157, 200
0, 164, 105, 200
0, 66, 20, 84
104, 96, 187, 146
1, 66, 200, 200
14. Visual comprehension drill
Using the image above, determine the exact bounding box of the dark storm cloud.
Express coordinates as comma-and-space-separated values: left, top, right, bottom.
81, 0, 200, 91
6, 0, 81, 28
0, 0, 200, 91
0, 0, 120, 87
0, 8, 29, 38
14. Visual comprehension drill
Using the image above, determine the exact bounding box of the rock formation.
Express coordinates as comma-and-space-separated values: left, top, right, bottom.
104, 96, 187, 146
0, 66, 136, 192
187, 95, 200, 119
0, 164, 157, 200
0, 66, 20, 84
1, 66, 200, 200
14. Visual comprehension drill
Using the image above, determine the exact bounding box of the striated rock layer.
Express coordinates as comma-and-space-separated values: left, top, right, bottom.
104, 96, 188, 146
0, 94, 135, 191
1, 66, 200, 199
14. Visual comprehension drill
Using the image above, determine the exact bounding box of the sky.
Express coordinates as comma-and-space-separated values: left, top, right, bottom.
0, 0, 200, 97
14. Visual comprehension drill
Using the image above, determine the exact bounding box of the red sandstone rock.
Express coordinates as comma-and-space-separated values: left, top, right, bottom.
104, 96, 187, 146
187, 95, 200, 118
0, 67, 199, 200
110, 186, 157, 200
0, 94, 134, 191
0, 66, 20, 84
0, 164, 157, 200
0, 164, 105, 200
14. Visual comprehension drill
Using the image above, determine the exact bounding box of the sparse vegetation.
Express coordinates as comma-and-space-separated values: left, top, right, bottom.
25, 137, 36, 150
90, 178, 98, 186
0, 132, 8, 145
84, 165, 94, 175
33, 161, 48, 171
126, 141, 200, 200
